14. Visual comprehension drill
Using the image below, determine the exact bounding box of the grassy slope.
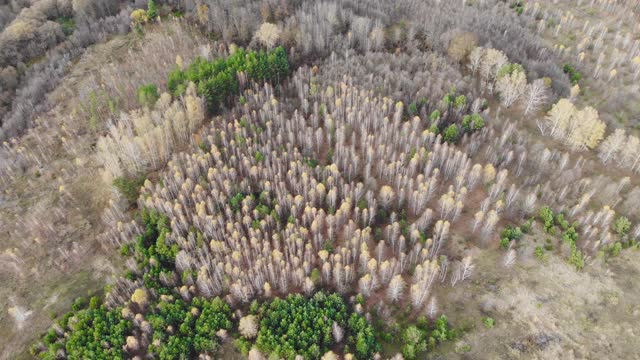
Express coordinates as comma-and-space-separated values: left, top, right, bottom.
0, 35, 135, 360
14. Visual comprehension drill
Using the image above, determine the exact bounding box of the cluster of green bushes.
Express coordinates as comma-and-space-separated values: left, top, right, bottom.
228, 191, 282, 226
398, 315, 456, 359
137, 83, 160, 108
168, 47, 290, 112
35, 297, 132, 359
499, 220, 532, 249
55, 16, 76, 36
461, 113, 485, 132
538, 206, 584, 269
113, 175, 146, 207
497, 63, 525, 79
121, 209, 178, 293
562, 63, 582, 85
147, 297, 233, 358
510, 1, 525, 15
248, 292, 379, 359
372, 307, 458, 360
406, 97, 428, 117
601, 216, 638, 258
35, 292, 233, 359
426, 90, 486, 143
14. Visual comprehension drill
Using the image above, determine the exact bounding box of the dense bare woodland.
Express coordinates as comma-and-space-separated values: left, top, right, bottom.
1, 0, 640, 359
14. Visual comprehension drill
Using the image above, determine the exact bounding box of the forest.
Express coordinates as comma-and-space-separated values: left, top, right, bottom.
1, 0, 640, 359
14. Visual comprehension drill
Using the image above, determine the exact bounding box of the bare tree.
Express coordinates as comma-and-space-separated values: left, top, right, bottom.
523, 78, 549, 115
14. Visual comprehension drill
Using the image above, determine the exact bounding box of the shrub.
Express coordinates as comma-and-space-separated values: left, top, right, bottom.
431, 315, 455, 343
562, 63, 582, 85
562, 227, 578, 245
347, 312, 380, 359
497, 63, 525, 79
510, 1, 525, 15
147, 0, 158, 20
500, 225, 523, 249
462, 114, 485, 131
137, 83, 160, 107
429, 110, 441, 122
539, 206, 555, 232
482, 317, 495, 329
401, 325, 427, 360
443, 124, 459, 143
130, 9, 149, 25
613, 216, 631, 236
569, 244, 585, 270
56, 16, 75, 36
113, 176, 146, 206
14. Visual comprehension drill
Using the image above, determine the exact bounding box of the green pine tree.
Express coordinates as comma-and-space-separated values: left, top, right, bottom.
147, 0, 158, 20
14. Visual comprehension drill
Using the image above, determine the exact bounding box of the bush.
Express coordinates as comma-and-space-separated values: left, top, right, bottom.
606, 242, 623, 257
613, 216, 631, 236
137, 83, 160, 107
429, 110, 441, 122
401, 326, 427, 360
147, 0, 158, 20
510, 1, 525, 15
56, 16, 76, 36
482, 317, 495, 329
539, 206, 555, 232
500, 225, 523, 249
398, 315, 456, 360
462, 114, 485, 132
569, 243, 585, 270
113, 175, 146, 207
497, 63, 525, 79
562, 227, 578, 245
562, 63, 582, 85
443, 124, 459, 143
347, 313, 380, 359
